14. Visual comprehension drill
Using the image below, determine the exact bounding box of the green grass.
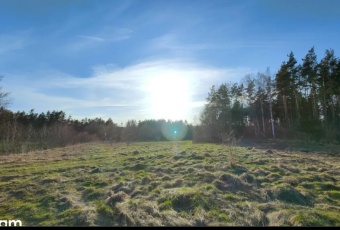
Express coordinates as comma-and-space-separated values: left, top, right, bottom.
0, 141, 339, 226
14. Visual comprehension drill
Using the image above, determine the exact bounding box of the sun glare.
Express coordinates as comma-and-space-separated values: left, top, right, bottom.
147, 74, 191, 121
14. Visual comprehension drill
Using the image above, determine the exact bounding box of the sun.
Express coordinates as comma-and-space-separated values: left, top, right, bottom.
147, 74, 191, 121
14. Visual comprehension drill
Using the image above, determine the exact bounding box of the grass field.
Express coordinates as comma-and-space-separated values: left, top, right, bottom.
0, 140, 339, 226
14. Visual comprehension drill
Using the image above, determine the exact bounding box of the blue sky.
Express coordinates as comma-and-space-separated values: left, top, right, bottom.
1, 0, 339, 125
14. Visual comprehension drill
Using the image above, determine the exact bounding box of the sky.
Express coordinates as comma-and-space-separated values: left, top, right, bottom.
0, 0, 339, 125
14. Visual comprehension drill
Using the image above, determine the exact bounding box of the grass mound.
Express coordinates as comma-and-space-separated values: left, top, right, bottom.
214, 173, 250, 193
105, 191, 129, 205
272, 185, 314, 206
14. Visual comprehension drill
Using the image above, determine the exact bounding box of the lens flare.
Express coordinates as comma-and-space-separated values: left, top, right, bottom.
161, 122, 188, 141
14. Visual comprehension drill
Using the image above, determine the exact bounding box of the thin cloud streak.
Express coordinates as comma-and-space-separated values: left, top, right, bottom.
78, 35, 105, 42
150, 34, 214, 51
63, 27, 132, 53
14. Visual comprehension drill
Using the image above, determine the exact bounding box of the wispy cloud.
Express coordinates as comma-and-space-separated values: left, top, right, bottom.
5, 58, 253, 123
63, 27, 132, 53
0, 33, 29, 55
220, 40, 288, 49
148, 33, 286, 57
79, 27, 132, 42
47, 58, 250, 94
149, 33, 216, 53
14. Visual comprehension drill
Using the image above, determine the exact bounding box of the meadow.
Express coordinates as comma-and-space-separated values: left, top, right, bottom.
0, 140, 339, 226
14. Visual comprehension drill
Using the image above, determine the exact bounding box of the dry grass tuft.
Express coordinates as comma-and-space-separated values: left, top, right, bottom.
105, 191, 129, 206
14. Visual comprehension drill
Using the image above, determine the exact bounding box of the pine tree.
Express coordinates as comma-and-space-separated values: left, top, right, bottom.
301, 47, 319, 120
275, 52, 300, 136
319, 49, 337, 123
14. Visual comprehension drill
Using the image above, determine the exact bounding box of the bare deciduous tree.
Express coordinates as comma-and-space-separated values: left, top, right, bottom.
0, 76, 11, 109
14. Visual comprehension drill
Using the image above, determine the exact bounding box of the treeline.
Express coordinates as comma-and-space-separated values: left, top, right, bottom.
0, 108, 192, 154
1, 47, 339, 153
195, 47, 340, 143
